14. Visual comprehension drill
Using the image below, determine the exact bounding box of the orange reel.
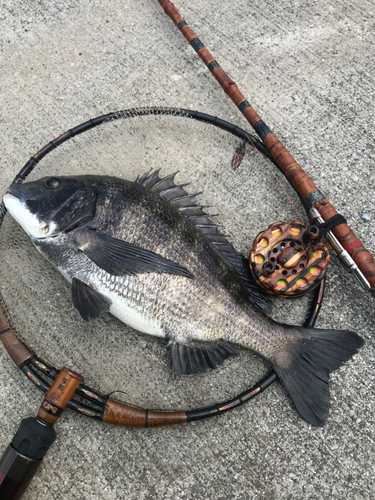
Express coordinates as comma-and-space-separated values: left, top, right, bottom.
249, 221, 330, 297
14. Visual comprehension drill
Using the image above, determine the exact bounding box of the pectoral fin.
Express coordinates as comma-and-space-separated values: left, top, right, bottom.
76, 229, 194, 279
71, 278, 112, 322
168, 340, 237, 375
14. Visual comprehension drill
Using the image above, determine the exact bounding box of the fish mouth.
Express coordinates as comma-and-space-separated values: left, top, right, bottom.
4, 185, 27, 202
3, 188, 50, 239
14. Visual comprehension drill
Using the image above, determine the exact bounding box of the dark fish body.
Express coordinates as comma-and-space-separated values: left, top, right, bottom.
31, 176, 275, 348
3, 173, 364, 426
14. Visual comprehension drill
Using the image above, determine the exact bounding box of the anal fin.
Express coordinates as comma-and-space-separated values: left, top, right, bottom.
168, 340, 237, 375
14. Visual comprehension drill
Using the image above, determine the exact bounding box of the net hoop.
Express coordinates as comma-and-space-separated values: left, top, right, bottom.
0, 107, 325, 426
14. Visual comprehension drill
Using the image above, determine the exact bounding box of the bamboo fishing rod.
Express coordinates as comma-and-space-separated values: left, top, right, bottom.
157, 0, 375, 296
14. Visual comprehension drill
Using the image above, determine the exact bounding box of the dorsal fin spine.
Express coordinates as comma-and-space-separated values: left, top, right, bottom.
135, 170, 271, 313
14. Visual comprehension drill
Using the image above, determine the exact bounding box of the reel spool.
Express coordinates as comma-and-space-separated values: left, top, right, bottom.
250, 221, 330, 298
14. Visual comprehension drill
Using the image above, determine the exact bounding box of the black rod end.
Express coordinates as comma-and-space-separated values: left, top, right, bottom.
12, 417, 56, 461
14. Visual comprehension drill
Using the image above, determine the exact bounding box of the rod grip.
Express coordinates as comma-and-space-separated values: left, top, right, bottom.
316, 199, 375, 287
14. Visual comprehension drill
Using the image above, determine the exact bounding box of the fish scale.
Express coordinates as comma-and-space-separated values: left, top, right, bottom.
31, 177, 281, 349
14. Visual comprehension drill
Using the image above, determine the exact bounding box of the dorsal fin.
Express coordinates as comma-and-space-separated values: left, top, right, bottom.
136, 171, 271, 313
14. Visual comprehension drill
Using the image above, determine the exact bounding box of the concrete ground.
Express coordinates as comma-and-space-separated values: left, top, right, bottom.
0, 0, 374, 498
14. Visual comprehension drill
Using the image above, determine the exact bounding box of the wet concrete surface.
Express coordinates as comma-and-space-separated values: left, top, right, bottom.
0, 1, 374, 498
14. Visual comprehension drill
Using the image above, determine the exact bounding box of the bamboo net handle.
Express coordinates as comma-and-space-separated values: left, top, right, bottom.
0, 300, 34, 367
102, 399, 187, 427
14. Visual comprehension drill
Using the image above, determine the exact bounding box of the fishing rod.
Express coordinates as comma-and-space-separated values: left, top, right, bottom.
0, 107, 325, 498
157, 0, 375, 297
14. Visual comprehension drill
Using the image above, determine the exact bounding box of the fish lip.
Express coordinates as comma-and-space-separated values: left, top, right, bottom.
3, 187, 50, 239
5, 185, 27, 202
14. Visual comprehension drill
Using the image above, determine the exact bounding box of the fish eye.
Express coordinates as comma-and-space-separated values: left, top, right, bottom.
43, 178, 59, 190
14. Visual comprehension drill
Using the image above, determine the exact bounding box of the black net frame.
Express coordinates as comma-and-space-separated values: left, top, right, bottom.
0, 107, 325, 424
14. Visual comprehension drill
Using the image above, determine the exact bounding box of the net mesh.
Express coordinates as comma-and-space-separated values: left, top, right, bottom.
0, 108, 312, 410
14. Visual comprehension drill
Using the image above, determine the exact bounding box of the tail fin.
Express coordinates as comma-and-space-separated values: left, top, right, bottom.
270, 328, 364, 427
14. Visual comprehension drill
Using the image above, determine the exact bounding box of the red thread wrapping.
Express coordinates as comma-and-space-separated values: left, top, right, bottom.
344, 239, 362, 252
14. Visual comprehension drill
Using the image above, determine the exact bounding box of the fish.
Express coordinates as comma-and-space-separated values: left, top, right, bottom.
2, 172, 364, 426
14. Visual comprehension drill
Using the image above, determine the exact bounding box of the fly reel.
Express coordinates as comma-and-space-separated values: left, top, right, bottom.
249, 221, 330, 297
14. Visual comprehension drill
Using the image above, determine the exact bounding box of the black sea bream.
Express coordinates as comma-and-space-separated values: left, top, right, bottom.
3, 172, 364, 426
